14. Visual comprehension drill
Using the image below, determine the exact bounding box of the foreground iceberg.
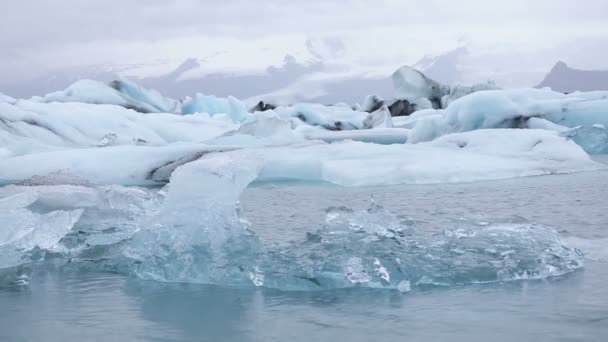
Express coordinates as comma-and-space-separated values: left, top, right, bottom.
0, 190, 83, 271
64, 155, 583, 291
0, 154, 580, 291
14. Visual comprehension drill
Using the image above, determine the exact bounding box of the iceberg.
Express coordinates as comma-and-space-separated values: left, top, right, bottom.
182, 93, 248, 122
0, 144, 233, 186
210, 113, 299, 146
31, 79, 178, 114
274, 103, 370, 131
561, 125, 608, 154
0, 138, 596, 292
115, 156, 584, 291
0, 100, 236, 156
109, 78, 182, 113
392, 66, 447, 108
0, 130, 601, 186
0, 190, 83, 270
404, 88, 608, 149
360, 95, 385, 113
392, 65, 499, 110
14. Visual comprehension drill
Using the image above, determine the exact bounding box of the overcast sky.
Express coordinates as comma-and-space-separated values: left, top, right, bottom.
2, 0, 608, 87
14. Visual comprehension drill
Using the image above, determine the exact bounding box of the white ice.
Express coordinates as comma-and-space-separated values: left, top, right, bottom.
182, 93, 248, 122
0, 100, 237, 157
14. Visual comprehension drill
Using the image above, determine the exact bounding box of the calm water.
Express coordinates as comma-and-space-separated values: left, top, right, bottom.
1, 157, 607, 342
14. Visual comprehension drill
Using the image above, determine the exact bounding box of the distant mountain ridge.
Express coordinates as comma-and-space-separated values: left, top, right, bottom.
536, 61, 608, 93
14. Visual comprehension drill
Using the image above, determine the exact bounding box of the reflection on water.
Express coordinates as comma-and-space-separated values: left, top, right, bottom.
1, 263, 606, 342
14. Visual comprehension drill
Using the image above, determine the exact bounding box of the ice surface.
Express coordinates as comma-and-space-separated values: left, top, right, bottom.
0, 100, 236, 157
0, 189, 83, 270
113, 157, 584, 290
564, 237, 608, 262
360, 95, 385, 113
109, 78, 182, 113
0, 144, 232, 186
256, 205, 583, 290
182, 93, 248, 122
273, 103, 370, 130
210, 113, 299, 146
405, 88, 608, 147
2, 76, 606, 291
392, 66, 498, 110
362, 106, 393, 129
305, 128, 408, 145
124, 153, 263, 285
0, 182, 163, 280
392, 66, 447, 106
0, 155, 588, 290
561, 125, 608, 154
31, 79, 173, 114
0, 130, 601, 186
249, 130, 600, 186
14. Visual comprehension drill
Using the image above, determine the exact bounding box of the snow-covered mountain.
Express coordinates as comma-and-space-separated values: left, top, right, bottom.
536, 61, 608, 93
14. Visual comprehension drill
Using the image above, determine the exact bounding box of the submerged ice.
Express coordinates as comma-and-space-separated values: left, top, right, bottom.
0, 157, 585, 291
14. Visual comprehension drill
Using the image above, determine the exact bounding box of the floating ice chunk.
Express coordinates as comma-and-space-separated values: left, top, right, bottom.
182, 94, 248, 122
561, 125, 608, 154
564, 237, 608, 262
392, 66, 447, 107
20, 155, 582, 291
0, 100, 236, 156
0, 144, 232, 186
405, 88, 608, 143
1, 129, 601, 186
274, 103, 369, 131
363, 106, 393, 129
0, 189, 83, 270
0, 183, 164, 270
360, 95, 385, 113
259, 204, 584, 290
542, 96, 608, 128
31, 80, 177, 113
118, 164, 583, 290
441, 82, 499, 108
124, 153, 264, 285
109, 78, 182, 113
210, 113, 298, 145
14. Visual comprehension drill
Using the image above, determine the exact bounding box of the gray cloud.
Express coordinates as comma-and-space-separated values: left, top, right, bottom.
1, 0, 607, 96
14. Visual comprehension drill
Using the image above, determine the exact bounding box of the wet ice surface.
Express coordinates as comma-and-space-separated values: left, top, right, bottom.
1, 156, 607, 341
